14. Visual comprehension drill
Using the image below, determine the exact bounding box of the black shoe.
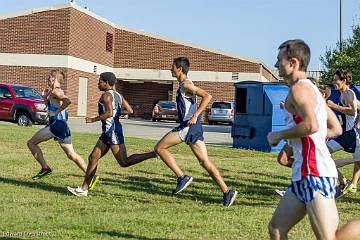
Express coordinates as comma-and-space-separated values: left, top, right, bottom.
32, 168, 52, 180
335, 180, 352, 200
173, 175, 193, 194
223, 190, 238, 207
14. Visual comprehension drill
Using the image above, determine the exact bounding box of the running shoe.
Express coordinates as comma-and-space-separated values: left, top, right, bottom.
173, 175, 193, 194
343, 183, 357, 194
275, 189, 286, 197
67, 186, 88, 197
223, 190, 238, 207
89, 175, 100, 191
32, 168, 52, 180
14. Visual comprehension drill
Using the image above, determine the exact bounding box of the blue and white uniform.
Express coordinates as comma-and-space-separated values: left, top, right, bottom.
98, 89, 124, 146
172, 79, 204, 144
341, 89, 358, 131
327, 88, 360, 160
46, 91, 71, 144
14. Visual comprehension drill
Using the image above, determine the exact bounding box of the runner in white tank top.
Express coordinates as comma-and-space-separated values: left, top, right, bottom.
288, 79, 337, 181
267, 40, 348, 240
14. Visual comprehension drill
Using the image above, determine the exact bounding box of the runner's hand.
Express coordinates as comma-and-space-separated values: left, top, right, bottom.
267, 132, 280, 146
85, 117, 95, 123
327, 100, 336, 108
187, 115, 197, 125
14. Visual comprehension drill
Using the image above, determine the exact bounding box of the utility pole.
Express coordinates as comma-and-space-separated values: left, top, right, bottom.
340, 0, 343, 52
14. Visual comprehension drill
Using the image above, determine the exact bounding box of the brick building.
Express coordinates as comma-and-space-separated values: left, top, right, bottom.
0, 3, 278, 118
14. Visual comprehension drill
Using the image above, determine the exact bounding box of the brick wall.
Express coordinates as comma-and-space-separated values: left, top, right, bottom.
0, 7, 116, 68
0, 65, 67, 92
0, 9, 71, 55
68, 9, 115, 67
114, 29, 260, 74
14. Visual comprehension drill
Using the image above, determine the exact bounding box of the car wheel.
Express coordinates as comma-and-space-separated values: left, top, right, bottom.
17, 112, 33, 126
152, 118, 156, 122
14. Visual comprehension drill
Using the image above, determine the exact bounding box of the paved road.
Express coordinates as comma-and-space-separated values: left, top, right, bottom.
1, 118, 233, 146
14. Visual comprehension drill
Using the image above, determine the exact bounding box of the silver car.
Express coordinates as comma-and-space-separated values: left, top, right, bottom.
208, 101, 234, 125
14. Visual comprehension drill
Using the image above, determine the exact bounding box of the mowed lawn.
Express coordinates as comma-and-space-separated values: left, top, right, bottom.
1, 124, 359, 240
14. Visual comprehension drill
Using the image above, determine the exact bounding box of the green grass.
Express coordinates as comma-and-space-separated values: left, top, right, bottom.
0, 124, 359, 240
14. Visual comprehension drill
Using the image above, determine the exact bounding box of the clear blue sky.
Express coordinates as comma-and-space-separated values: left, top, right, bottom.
1, 0, 359, 71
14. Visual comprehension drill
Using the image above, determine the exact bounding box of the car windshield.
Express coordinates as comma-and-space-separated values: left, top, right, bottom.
159, 102, 176, 108
212, 102, 232, 109
12, 87, 42, 100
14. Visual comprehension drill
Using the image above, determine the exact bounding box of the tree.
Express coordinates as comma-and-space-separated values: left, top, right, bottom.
320, 25, 360, 84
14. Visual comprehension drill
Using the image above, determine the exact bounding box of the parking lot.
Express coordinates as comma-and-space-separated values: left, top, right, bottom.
0, 118, 233, 146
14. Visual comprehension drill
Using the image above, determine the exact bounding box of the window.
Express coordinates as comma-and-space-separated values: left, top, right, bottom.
12, 87, 42, 99
211, 102, 232, 109
106, 32, 113, 53
0, 87, 11, 98
159, 102, 176, 109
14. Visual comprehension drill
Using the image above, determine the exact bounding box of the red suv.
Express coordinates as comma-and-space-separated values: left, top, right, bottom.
0, 83, 48, 126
